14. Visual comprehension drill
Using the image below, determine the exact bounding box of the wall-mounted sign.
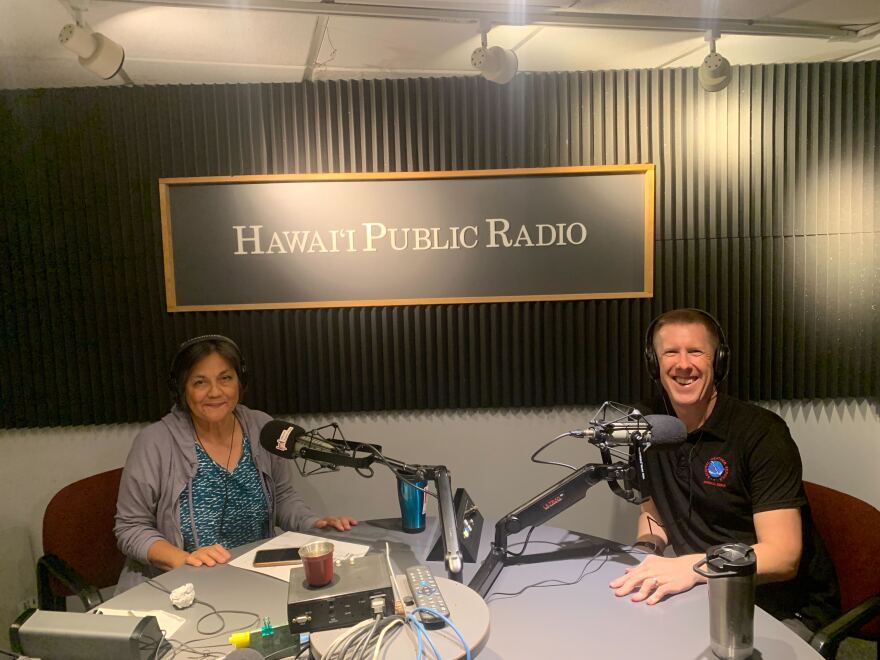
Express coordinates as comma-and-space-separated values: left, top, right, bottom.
159, 165, 654, 311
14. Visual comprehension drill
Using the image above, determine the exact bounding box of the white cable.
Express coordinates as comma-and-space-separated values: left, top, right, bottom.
323, 618, 373, 659
371, 619, 404, 660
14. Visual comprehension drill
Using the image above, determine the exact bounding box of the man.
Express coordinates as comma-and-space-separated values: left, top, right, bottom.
609, 308, 838, 638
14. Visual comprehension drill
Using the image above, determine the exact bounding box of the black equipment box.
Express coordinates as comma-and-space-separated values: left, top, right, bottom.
287, 554, 394, 634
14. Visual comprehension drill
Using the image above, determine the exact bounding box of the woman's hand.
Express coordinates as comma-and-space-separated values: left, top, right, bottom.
185, 544, 231, 567
314, 516, 359, 531
609, 554, 706, 605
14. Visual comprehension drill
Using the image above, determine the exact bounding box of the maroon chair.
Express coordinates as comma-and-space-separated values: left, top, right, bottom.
37, 468, 126, 611
805, 481, 880, 659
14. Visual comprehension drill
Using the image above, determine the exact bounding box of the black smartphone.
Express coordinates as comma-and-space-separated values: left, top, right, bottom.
253, 547, 302, 567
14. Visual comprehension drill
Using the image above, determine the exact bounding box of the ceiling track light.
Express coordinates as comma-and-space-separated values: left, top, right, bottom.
58, 0, 125, 81
471, 30, 518, 85
698, 29, 732, 93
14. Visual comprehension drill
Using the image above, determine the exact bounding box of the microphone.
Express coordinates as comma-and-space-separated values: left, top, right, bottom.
260, 419, 305, 459
259, 419, 380, 471
571, 414, 687, 447
260, 419, 344, 465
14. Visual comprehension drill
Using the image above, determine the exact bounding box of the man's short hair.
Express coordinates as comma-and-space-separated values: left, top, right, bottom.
649, 308, 721, 351
643, 309, 731, 385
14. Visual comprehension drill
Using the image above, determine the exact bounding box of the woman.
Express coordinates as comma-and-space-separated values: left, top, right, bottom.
114, 334, 357, 592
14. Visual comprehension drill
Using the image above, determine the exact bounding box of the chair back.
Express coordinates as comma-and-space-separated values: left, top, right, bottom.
804, 481, 880, 640
42, 467, 126, 596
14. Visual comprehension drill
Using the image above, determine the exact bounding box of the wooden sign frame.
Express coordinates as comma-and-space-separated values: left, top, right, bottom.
159, 165, 655, 311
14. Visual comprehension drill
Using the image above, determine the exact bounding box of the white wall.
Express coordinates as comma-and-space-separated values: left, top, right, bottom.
1, 398, 877, 629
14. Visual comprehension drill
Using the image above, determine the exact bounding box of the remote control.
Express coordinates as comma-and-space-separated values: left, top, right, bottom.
405, 565, 449, 629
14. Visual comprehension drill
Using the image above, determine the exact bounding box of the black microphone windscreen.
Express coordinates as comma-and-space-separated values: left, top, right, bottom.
259, 419, 307, 459
643, 415, 687, 445
223, 650, 264, 660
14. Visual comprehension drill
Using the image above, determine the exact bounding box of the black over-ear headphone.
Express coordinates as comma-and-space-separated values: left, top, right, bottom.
643, 309, 730, 385
168, 334, 248, 405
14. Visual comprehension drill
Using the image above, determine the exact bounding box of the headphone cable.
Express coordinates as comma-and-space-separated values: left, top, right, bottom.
192, 414, 238, 543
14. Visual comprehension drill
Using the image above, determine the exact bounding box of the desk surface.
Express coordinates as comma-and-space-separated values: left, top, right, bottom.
103, 516, 823, 659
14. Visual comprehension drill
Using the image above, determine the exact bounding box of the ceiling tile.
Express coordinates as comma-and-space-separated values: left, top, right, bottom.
515, 25, 702, 71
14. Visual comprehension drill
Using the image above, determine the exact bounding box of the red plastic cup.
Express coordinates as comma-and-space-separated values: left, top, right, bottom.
299, 541, 334, 587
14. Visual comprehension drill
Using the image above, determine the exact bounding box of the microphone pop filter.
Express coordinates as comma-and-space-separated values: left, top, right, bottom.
224, 650, 264, 659
643, 414, 687, 445
259, 419, 307, 459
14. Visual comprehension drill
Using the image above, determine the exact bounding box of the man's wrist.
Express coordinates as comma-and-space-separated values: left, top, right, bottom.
633, 540, 663, 555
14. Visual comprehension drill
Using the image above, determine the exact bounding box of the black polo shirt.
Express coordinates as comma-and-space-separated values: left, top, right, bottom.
640, 393, 839, 630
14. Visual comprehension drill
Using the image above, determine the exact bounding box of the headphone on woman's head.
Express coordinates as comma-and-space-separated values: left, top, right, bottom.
643, 309, 730, 385
167, 334, 248, 406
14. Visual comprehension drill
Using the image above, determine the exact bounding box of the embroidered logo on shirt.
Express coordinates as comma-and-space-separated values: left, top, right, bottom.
704, 456, 729, 487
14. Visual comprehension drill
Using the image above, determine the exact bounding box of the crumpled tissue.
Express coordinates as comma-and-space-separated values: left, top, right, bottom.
169, 582, 196, 609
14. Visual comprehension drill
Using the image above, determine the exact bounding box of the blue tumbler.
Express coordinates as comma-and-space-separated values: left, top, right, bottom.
396, 472, 427, 533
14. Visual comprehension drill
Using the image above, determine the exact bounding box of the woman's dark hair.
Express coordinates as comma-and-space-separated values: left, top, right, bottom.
167, 335, 247, 411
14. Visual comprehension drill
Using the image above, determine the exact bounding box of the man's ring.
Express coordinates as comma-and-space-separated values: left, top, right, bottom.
650, 576, 659, 587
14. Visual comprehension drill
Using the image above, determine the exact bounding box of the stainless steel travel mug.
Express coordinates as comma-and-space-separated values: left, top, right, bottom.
693, 542, 757, 660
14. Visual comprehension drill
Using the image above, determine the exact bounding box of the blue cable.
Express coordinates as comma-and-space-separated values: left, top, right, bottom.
413, 617, 442, 660
405, 613, 425, 659
410, 608, 472, 660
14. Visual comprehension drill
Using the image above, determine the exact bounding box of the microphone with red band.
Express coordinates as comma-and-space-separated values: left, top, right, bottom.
260, 419, 308, 459
259, 419, 381, 470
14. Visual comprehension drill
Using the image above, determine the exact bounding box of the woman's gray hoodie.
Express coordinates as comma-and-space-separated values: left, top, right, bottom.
114, 404, 320, 593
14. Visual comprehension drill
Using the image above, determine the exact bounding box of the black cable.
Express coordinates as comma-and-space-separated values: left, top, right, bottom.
303, 423, 438, 499
145, 579, 259, 641
686, 430, 704, 524
294, 642, 310, 659
145, 579, 172, 594
216, 415, 238, 540
529, 432, 578, 471
504, 526, 537, 557
191, 414, 238, 544
164, 635, 227, 660
352, 442, 439, 500
486, 547, 611, 602
646, 514, 665, 540
152, 629, 167, 660
0, 647, 19, 658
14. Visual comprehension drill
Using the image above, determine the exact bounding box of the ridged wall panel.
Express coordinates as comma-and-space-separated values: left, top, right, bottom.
1, 62, 877, 427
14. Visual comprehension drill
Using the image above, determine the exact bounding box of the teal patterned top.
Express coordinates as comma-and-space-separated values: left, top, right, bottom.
179, 434, 270, 551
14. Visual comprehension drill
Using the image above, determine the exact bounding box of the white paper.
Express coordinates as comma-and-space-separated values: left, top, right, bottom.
94, 608, 186, 637
229, 531, 370, 582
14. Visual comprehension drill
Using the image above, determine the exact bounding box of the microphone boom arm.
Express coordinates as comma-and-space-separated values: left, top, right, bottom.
468, 458, 637, 598
434, 466, 463, 577
266, 420, 473, 581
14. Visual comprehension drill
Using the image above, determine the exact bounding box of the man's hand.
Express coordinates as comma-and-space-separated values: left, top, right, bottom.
609, 554, 706, 605
185, 544, 231, 567
315, 515, 359, 531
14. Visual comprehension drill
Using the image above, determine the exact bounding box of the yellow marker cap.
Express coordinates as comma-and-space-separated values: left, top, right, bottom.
228, 631, 251, 648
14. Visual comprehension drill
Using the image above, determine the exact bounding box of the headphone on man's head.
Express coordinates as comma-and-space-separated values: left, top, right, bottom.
167, 334, 248, 405
643, 309, 730, 385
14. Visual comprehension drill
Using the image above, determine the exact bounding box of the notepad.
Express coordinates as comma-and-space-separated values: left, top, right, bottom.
230, 531, 370, 582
